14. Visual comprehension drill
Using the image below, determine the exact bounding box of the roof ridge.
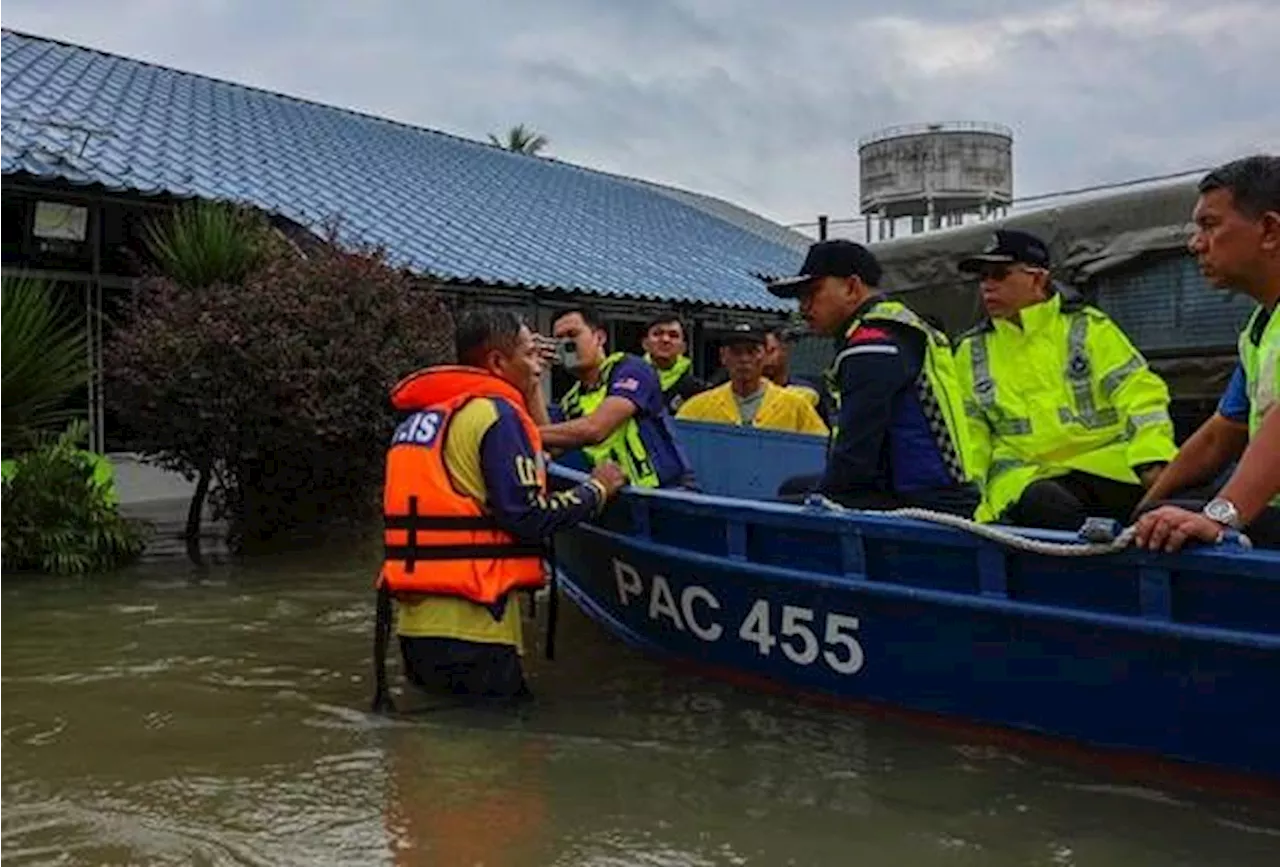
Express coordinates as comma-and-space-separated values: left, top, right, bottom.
0, 26, 797, 236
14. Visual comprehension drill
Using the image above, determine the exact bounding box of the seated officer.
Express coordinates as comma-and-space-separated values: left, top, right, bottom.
676, 323, 829, 436
953, 229, 1178, 530
768, 240, 979, 517
641, 311, 706, 414
537, 306, 696, 488
373, 309, 625, 707
762, 325, 835, 424
1135, 155, 1280, 551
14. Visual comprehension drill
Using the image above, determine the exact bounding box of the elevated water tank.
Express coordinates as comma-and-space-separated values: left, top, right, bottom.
858, 122, 1013, 237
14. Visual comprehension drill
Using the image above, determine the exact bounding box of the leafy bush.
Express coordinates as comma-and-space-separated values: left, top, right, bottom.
2, 275, 91, 453
2, 421, 148, 574
105, 222, 454, 550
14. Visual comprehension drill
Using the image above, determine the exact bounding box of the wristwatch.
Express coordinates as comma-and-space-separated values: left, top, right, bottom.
1202, 498, 1244, 530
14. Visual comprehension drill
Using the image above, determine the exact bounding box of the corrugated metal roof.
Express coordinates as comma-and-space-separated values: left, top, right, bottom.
1, 29, 808, 311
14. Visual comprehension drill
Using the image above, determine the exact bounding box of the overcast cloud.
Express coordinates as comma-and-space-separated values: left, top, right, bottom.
3, 0, 1277, 228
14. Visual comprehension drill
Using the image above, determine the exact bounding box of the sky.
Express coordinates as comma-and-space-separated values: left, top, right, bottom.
4, 0, 1277, 229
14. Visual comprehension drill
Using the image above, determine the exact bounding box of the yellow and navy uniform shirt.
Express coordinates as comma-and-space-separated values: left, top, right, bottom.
676, 380, 829, 437
397, 397, 606, 650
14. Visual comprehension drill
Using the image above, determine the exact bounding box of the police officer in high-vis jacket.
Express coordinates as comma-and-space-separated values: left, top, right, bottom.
953, 229, 1178, 530
768, 240, 979, 517
1135, 155, 1280, 551
372, 310, 625, 709
536, 306, 696, 489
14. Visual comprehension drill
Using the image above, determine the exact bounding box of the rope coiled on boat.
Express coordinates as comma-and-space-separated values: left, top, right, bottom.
803, 495, 1253, 556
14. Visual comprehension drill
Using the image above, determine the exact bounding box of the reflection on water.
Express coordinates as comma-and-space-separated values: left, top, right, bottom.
4, 533, 1279, 866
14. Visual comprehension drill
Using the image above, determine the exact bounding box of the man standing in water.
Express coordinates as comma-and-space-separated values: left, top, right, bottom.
1135, 155, 1280, 551
373, 309, 625, 708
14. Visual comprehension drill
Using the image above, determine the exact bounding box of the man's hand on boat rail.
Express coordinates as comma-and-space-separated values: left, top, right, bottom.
1133, 505, 1225, 553
590, 462, 627, 499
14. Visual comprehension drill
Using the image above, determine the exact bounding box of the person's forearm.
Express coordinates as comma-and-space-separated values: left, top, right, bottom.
495, 480, 607, 541
540, 416, 603, 449
1216, 409, 1280, 525
525, 389, 552, 427
1140, 416, 1245, 506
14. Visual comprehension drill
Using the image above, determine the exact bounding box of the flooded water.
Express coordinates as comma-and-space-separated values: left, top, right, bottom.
4, 525, 1280, 866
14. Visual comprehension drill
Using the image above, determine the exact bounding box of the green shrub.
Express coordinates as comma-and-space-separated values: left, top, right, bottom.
1, 274, 90, 453
1, 421, 148, 575
106, 220, 453, 549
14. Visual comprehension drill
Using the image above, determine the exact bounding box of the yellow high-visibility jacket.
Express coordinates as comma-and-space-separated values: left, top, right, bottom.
954, 292, 1177, 522
676, 380, 829, 437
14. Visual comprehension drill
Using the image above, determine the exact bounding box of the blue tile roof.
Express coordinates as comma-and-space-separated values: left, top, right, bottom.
1, 29, 807, 311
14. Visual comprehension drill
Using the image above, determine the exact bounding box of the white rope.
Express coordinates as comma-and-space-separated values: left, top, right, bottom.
805, 496, 1140, 557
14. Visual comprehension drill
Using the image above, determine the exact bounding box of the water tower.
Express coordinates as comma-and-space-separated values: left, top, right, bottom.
858, 122, 1013, 241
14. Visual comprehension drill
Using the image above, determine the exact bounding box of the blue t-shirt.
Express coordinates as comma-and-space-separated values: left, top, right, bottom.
555, 355, 694, 488
1218, 362, 1250, 424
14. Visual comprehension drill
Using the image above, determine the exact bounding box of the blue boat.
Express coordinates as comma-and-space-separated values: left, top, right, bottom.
549, 421, 1280, 784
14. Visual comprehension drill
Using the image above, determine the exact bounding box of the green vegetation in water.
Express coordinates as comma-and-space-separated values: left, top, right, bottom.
2, 420, 148, 575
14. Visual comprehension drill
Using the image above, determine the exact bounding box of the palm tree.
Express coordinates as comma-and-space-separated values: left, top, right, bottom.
488, 124, 550, 155
1, 275, 90, 453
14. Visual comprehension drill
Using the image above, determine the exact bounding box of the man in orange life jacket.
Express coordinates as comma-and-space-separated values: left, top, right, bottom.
373, 309, 625, 707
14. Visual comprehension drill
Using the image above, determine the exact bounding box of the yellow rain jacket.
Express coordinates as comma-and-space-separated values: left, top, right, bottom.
676, 380, 828, 437
954, 291, 1177, 522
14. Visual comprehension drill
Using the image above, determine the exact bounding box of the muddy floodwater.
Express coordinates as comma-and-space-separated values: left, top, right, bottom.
4, 528, 1280, 866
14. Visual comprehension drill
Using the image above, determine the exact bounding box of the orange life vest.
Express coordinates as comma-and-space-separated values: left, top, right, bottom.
379, 365, 547, 606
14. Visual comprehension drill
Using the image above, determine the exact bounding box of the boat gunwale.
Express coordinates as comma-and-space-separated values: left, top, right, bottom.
548, 463, 1280, 577
566, 520, 1280, 650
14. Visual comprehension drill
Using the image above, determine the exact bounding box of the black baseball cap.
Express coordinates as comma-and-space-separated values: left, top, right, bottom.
766, 240, 883, 298
712, 322, 766, 346
958, 229, 1051, 273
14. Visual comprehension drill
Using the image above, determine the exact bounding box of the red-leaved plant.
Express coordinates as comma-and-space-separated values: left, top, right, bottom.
105, 212, 453, 551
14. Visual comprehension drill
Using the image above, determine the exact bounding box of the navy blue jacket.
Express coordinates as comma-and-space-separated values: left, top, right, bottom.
820, 300, 975, 503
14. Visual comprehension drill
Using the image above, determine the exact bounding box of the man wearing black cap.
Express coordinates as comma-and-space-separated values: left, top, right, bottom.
768, 240, 979, 516
676, 323, 828, 436
953, 229, 1177, 530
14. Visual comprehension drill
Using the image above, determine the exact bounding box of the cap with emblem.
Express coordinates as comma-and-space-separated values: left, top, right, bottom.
711, 322, 766, 346
958, 229, 1051, 274
766, 240, 883, 298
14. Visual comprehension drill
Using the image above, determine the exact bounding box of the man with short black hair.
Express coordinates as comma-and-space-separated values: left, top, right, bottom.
537, 306, 695, 489
642, 311, 705, 414
768, 240, 978, 516
1135, 155, 1280, 551
953, 228, 1177, 530
373, 309, 625, 707
762, 324, 834, 424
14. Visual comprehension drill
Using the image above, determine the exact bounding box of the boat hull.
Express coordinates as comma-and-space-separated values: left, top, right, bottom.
549, 479, 1280, 782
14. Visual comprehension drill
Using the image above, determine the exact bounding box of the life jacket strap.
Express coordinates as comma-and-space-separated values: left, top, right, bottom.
383, 542, 546, 564
383, 513, 502, 531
